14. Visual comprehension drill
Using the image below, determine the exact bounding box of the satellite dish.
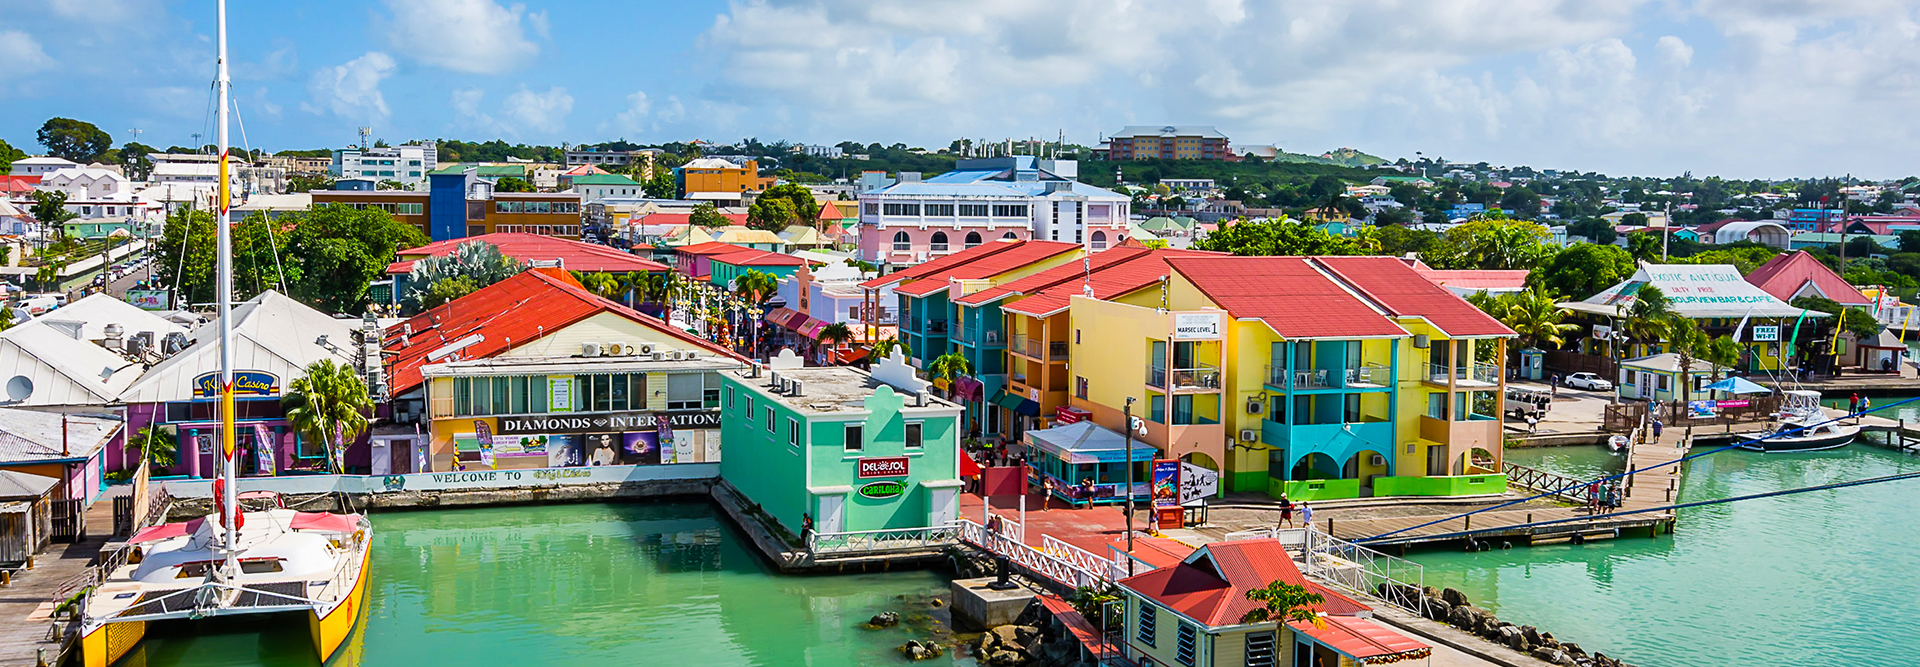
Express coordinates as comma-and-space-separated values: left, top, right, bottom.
5, 376, 32, 402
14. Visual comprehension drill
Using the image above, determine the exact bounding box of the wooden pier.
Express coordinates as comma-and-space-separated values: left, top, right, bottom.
0, 501, 116, 667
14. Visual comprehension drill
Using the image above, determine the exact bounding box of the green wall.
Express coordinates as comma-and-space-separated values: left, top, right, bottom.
1371, 474, 1507, 497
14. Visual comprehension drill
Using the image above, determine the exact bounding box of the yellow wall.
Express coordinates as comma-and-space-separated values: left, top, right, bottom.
1066, 293, 1228, 474
684, 160, 775, 193
500, 311, 711, 359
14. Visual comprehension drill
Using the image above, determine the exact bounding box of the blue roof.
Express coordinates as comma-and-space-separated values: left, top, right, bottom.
871, 181, 1031, 197
924, 170, 1003, 184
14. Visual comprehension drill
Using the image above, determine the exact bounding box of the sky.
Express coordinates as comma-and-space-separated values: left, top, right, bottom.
2, 0, 1918, 180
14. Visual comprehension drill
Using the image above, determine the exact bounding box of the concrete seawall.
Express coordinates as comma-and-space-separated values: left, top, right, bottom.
161, 464, 720, 518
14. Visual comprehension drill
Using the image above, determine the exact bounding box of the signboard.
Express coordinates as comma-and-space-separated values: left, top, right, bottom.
1151, 459, 1179, 508
1178, 462, 1218, 505
497, 410, 722, 435
252, 423, 276, 475
858, 480, 907, 499
126, 289, 170, 311
1750, 326, 1780, 342
1591, 325, 1613, 341
192, 370, 280, 398
857, 456, 910, 479
474, 420, 496, 469
1718, 399, 1750, 408
1053, 405, 1090, 425
1687, 400, 1717, 419
1172, 313, 1222, 340
547, 377, 573, 413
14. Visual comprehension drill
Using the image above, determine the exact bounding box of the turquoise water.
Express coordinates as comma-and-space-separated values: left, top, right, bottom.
1415, 444, 1920, 666
116, 503, 963, 667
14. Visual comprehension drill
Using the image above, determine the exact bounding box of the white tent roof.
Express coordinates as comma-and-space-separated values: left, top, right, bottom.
1564, 263, 1820, 319
118, 290, 357, 404
0, 320, 143, 407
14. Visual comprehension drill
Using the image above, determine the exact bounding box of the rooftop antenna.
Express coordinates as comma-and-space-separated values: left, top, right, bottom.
191, 133, 203, 153
358, 126, 373, 151
129, 128, 143, 145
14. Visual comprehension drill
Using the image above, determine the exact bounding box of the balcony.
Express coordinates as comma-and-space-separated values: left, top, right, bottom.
1265, 364, 1391, 390
1147, 363, 1221, 391
1418, 414, 1503, 450
927, 320, 948, 335
1425, 363, 1501, 387
1346, 364, 1391, 388
1016, 335, 1070, 361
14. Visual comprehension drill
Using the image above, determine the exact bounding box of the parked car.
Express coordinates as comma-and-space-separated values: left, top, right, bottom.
1564, 372, 1613, 391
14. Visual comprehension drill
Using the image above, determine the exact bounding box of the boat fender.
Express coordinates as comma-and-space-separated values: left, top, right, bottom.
1570, 534, 1586, 545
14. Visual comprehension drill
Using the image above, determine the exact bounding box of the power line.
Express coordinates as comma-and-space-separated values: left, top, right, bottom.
1358, 394, 1920, 543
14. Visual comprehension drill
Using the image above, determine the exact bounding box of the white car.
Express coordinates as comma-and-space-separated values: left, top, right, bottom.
1564, 372, 1612, 391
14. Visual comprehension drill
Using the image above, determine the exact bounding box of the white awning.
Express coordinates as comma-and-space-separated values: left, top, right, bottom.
1563, 263, 1822, 319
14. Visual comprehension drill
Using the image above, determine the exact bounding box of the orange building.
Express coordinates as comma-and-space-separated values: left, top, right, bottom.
680, 157, 775, 198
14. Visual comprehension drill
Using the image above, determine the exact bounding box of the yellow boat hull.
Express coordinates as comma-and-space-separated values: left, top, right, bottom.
309, 543, 372, 664
79, 620, 146, 667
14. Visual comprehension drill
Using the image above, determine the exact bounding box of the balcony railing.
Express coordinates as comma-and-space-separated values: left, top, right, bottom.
1148, 363, 1220, 391
1469, 363, 1500, 384
953, 325, 972, 343
927, 320, 948, 335
1426, 363, 1501, 385
1266, 365, 1390, 390
1346, 365, 1391, 387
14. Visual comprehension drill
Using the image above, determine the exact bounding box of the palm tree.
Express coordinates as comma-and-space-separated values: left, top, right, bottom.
1703, 335, 1743, 382
870, 337, 910, 362
1240, 580, 1326, 629
927, 352, 972, 399
732, 269, 779, 305
129, 425, 178, 471
281, 359, 373, 474
1474, 287, 1577, 353
1665, 315, 1707, 410
617, 271, 649, 308
1610, 285, 1672, 403
1626, 233, 1662, 264
818, 322, 854, 364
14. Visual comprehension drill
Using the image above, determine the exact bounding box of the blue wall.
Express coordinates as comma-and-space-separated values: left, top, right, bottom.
428, 173, 466, 241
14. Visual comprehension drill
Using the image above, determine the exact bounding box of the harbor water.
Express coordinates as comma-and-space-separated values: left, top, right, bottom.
1414, 438, 1920, 666
116, 502, 963, 667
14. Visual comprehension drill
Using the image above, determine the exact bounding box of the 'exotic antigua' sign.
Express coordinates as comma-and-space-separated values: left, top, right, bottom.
858, 480, 907, 499
192, 370, 280, 398
497, 410, 721, 435
856, 456, 910, 479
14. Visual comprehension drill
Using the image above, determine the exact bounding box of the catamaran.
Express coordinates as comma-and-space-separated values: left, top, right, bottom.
76, 2, 372, 664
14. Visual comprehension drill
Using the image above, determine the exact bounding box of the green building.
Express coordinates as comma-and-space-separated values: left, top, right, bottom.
718, 351, 964, 541
707, 249, 806, 290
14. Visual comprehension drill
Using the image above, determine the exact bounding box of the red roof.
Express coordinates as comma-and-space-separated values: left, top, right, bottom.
677, 241, 754, 256
1117, 539, 1370, 628
710, 248, 807, 267
1744, 250, 1872, 306
385, 268, 742, 395
0, 175, 41, 196
1410, 266, 1530, 292
1288, 615, 1431, 663
859, 240, 1077, 289
386, 233, 669, 275
969, 246, 1223, 317
1315, 256, 1515, 337
635, 211, 748, 228
1165, 257, 1406, 339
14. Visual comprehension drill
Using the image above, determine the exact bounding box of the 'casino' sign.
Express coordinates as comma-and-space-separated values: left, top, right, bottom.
192, 371, 281, 398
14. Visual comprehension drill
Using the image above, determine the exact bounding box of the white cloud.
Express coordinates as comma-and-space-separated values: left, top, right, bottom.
527, 9, 551, 39
0, 31, 54, 79
382, 0, 538, 74
450, 87, 507, 135
304, 52, 396, 121
45, 0, 142, 22
1655, 35, 1694, 68
502, 86, 574, 134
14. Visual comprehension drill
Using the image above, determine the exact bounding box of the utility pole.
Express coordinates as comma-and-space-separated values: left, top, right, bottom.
1837, 194, 1849, 277
1662, 201, 1671, 261
1123, 396, 1137, 574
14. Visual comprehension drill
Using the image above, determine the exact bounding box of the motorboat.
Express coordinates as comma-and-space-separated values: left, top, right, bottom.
1607, 435, 1629, 454
1738, 390, 1858, 453
77, 509, 372, 667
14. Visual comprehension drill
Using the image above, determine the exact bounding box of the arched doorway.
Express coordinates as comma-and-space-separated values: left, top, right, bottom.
1291, 452, 1340, 481
1091, 230, 1108, 250
1344, 449, 1389, 496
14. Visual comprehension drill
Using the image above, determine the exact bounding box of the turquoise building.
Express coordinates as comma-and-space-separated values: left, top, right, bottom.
718, 352, 964, 541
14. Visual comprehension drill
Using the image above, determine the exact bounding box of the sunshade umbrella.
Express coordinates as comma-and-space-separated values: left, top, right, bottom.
1702, 376, 1772, 395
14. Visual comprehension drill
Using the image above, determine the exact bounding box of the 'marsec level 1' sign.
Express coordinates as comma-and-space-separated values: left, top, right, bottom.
857, 456, 910, 479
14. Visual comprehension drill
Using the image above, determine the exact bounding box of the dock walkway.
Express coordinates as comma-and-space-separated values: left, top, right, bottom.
0, 500, 116, 667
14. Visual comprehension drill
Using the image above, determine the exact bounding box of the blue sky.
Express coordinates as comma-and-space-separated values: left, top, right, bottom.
3, 0, 1918, 180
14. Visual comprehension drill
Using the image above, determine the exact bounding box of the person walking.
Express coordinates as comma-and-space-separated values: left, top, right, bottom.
1277, 495, 1295, 528
801, 513, 815, 544
1042, 477, 1056, 511
1849, 393, 1861, 417
1651, 419, 1663, 442
1862, 395, 1872, 418
1300, 503, 1315, 532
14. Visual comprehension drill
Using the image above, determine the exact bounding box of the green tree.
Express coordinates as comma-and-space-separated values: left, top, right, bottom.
419, 276, 479, 309
747, 183, 822, 232
281, 359, 373, 474
1703, 335, 1743, 382
1192, 217, 1380, 256
0, 139, 24, 173
731, 269, 779, 304
1373, 207, 1415, 226
574, 271, 623, 300
274, 205, 429, 312
1472, 287, 1578, 350
130, 426, 178, 470
36, 117, 113, 162
870, 337, 910, 361
818, 322, 853, 363
404, 241, 527, 309
643, 169, 677, 199
1665, 315, 1708, 407
1621, 212, 1649, 227
1626, 233, 1662, 263
495, 176, 534, 192
1427, 219, 1556, 270
1791, 295, 1883, 341
1240, 580, 1326, 629
927, 352, 972, 398
1684, 244, 1780, 274
119, 142, 156, 180
688, 202, 732, 227
1374, 225, 1439, 256
287, 175, 335, 193
1538, 243, 1633, 300
30, 190, 76, 226
1566, 217, 1617, 245
1618, 286, 1674, 379
1498, 186, 1542, 219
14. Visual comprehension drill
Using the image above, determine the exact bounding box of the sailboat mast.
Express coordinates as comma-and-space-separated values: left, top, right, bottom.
215, 0, 238, 567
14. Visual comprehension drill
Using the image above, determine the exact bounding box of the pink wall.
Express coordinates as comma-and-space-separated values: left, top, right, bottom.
861, 226, 1030, 264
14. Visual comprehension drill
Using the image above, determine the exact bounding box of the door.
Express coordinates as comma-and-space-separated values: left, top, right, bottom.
929, 487, 958, 527
816, 493, 846, 535
1427, 444, 1447, 477
370, 440, 391, 476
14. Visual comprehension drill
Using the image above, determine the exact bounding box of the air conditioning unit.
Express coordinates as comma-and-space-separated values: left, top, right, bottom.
652, 352, 665, 361
669, 349, 685, 360
684, 351, 699, 360
1412, 334, 1430, 349
606, 341, 628, 356
636, 343, 655, 355
1246, 398, 1264, 415
1238, 429, 1258, 443
581, 342, 604, 357
1370, 454, 1387, 467
790, 380, 804, 397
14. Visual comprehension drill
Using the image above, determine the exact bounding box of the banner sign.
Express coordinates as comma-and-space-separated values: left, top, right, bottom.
475, 420, 496, 469
252, 423, 276, 474
1172, 313, 1222, 340
1591, 325, 1613, 341
1178, 462, 1218, 505
547, 377, 573, 413
192, 370, 280, 398
1151, 459, 1180, 508
1687, 400, 1717, 419
1718, 399, 1750, 408
126, 289, 170, 311
857, 456, 910, 479
1750, 326, 1780, 342
858, 480, 907, 499
497, 410, 721, 435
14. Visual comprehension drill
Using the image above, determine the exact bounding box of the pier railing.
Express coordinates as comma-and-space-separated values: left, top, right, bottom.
807, 524, 960, 555
1603, 395, 1783, 432
955, 518, 1107, 589
1502, 462, 1596, 505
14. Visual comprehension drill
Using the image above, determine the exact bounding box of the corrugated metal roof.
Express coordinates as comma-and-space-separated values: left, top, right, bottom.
859, 240, 1066, 289
1745, 250, 1872, 306
0, 410, 120, 466
1117, 538, 1369, 628
1315, 256, 1515, 337
1166, 257, 1406, 339
119, 291, 361, 404
975, 246, 1221, 315
0, 321, 142, 406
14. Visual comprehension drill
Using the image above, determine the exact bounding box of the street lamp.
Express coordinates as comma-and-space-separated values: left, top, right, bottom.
1123, 396, 1137, 574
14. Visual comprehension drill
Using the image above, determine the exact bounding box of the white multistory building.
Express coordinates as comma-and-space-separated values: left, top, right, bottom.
331, 143, 438, 190
855, 157, 1131, 266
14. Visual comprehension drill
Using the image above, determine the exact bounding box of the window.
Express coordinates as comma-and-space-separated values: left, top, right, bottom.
1137, 602, 1157, 646
745, 395, 754, 420
991, 204, 1028, 217
765, 406, 776, 432
454, 378, 472, 415
892, 231, 911, 251
1091, 231, 1107, 250
958, 203, 989, 217
924, 203, 954, 216
1002, 231, 1018, 239
964, 231, 982, 248
844, 424, 864, 451
726, 386, 734, 409
931, 231, 949, 251
787, 418, 800, 446
1076, 376, 1089, 399
864, 203, 879, 215
905, 422, 923, 449
667, 373, 704, 410
1175, 622, 1197, 666
882, 203, 921, 216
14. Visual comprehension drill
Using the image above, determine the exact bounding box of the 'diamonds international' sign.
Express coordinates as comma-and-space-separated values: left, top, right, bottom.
497, 410, 721, 435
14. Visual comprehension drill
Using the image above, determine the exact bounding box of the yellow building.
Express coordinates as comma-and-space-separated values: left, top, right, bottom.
1069, 255, 1514, 499
680, 157, 775, 196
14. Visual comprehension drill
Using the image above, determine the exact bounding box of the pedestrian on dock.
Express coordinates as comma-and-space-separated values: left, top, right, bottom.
1862, 396, 1872, 417
1850, 393, 1861, 417
1277, 495, 1295, 528
802, 513, 815, 543
1042, 477, 1056, 510
1300, 503, 1314, 530
1652, 419, 1663, 441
